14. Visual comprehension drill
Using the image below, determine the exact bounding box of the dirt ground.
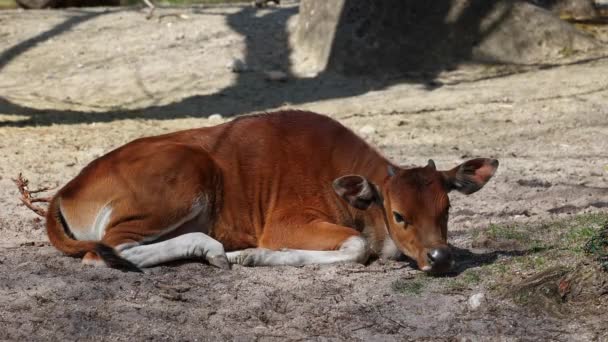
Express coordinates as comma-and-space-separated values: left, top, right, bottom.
1, 2, 608, 341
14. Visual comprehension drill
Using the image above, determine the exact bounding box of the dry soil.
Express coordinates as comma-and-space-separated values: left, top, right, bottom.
0, 3, 607, 341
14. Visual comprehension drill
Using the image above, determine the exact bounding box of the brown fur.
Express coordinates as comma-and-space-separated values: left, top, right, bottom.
46, 110, 498, 271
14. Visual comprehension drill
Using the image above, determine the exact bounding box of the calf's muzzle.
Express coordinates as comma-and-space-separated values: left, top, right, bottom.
426, 246, 453, 273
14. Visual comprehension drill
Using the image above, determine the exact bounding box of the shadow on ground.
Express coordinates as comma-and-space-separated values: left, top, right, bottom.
384, 244, 530, 277
0, 1, 514, 126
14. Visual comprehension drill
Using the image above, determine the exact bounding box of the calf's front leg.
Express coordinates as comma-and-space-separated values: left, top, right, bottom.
226, 222, 369, 267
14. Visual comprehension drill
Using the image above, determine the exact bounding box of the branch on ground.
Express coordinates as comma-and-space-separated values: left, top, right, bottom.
12, 173, 53, 218
143, 0, 155, 20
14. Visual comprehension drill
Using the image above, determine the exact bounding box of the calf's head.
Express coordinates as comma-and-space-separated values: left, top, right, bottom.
333, 158, 498, 274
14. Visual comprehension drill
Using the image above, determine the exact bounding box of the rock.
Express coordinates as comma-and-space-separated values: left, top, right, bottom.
208, 114, 223, 122
530, 0, 599, 21
517, 178, 552, 188
253, 0, 280, 7
264, 70, 288, 82
292, 0, 599, 75
358, 125, 376, 135
468, 293, 486, 310
252, 325, 267, 335
229, 59, 249, 73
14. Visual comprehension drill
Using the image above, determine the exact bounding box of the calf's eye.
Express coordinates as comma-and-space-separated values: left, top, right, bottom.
393, 212, 405, 224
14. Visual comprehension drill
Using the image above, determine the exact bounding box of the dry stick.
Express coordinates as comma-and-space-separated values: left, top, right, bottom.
352, 299, 413, 331
12, 173, 53, 218
351, 323, 375, 332
143, 0, 156, 20
372, 305, 412, 331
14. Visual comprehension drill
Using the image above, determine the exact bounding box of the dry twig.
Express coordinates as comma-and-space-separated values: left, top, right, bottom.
12, 173, 53, 218
143, 0, 156, 20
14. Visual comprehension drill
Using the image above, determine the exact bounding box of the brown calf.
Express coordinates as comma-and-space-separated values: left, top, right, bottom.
46, 110, 498, 273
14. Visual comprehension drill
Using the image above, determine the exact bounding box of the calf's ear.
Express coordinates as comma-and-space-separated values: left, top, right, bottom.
333, 175, 379, 210
442, 158, 499, 195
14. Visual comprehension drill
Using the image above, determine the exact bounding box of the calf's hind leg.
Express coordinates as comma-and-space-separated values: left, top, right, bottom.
93, 196, 228, 270
226, 221, 369, 267
99, 210, 229, 269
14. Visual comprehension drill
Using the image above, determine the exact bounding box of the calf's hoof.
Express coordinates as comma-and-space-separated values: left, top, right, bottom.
208, 254, 231, 270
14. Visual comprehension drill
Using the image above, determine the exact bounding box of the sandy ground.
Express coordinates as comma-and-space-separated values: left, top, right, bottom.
1, 2, 608, 341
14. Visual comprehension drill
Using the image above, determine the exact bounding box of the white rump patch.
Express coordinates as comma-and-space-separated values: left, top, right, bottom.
66, 203, 113, 241
92, 205, 113, 240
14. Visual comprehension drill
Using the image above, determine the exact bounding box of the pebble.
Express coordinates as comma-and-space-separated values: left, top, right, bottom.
468, 293, 486, 310
253, 326, 267, 334
208, 114, 223, 122
358, 125, 376, 135
264, 70, 288, 82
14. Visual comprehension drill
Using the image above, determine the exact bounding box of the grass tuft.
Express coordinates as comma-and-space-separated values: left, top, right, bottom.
584, 223, 608, 271
486, 223, 530, 242
392, 276, 429, 295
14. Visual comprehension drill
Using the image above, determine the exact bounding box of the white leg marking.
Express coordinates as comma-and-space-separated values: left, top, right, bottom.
117, 232, 229, 269
226, 236, 369, 267
381, 236, 402, 260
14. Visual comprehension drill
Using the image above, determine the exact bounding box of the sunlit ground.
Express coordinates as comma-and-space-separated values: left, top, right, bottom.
0, 0, 245, 9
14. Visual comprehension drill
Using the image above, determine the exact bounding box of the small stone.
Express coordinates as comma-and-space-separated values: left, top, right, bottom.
253, 325, 267, 335
208, 114, 223, 122
229, 59, 249, 73
264, 70, 288, 82
468, 293, 485, 310
358, 125, 376, 135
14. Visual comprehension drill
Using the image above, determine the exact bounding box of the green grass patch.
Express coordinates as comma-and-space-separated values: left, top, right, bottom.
475, 213, 608, 290
477, 213, 608, 253
560, 214, 608, 252
584, 223, 608, 271
486, 223, 530, 242
392, 275, 430, 295
443, 269, 482, 291
512, 254, 548, 271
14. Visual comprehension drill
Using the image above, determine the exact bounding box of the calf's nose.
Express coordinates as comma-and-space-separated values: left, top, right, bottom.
426, 247, 453, 273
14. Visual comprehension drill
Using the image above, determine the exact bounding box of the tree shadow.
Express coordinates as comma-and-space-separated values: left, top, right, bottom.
446, 245, 530, 276
378, 243, 534, 276
0, 9, 111, 71
0, 1, 514, 127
